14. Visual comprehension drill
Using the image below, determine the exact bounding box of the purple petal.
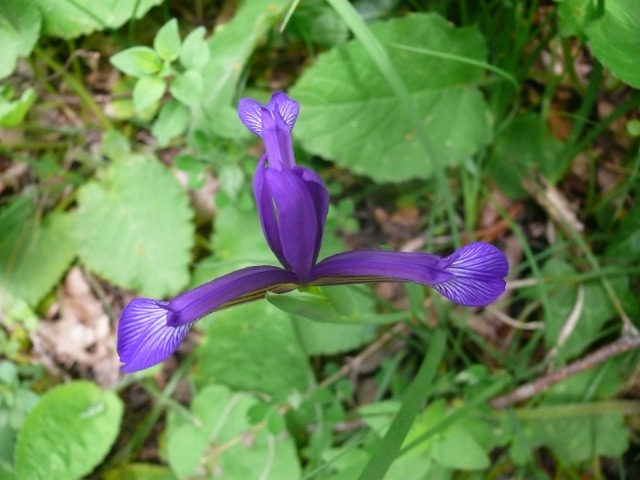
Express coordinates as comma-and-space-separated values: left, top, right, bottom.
117, 298, 193, 373
166, 265, 299, 326
254, 156, 288, 268
238, 98, 263, 137
431, 242, 509, 306
261, 107, 295, 170
309, 250, 453, 286
268, 92, 299, 130
309, 242, 508, 307
294, 166, 329, 264
263, 168, 320, 281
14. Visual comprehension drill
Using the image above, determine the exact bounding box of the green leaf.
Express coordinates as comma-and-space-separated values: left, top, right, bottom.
153, 18, 181, 62
169, 69, 203, 107
0, 0, 41, 79
430, 427, 490, 470
0, 197, 75, 310
288, 0, 349, 47
586, 1, 640, 88
75, 154, 193, 297
179, 27, 209, 70
194, 301, 313, 401
289, 13, 491, 182
0, 88, 36, 127
133, 75, 165, 112
15, 381, 123, 480
151, 100, 189, 147
104, 464, 177, 480
110, 46, 162, 77
34, 0, 163, 39
486, 113, 564, 199
165, 385, 301, 479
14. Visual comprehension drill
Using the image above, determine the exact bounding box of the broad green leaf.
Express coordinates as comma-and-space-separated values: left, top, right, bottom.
15, 381, 123, 480
151, 100, 189, 147
289, 13, 491, 182
34, 0, 163, 39
288, 0, 349, 47
430, 427, 490, 470
194, 301, 313, 401
486, 113, 564, 199
0, 87, 36, 127
110, 46, 162, 77
0, 197, 75, 310
76, 154, 193, 297
165, 385, 300, 479
154, 18, 181, 62
0, 0, 41, 79
169, 69, 203, 107
586, 0, 640, 88
197, 0, 291, 140
179, 27, 209, 70
606, 200, 640, 261
555, 0, 598, 37
133, 75, 165, 112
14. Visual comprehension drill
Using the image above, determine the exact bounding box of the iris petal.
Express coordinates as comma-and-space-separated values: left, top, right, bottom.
254, 156, 288, 268
309, 250, 453, 286
294, 166, 329, 264
237, 98, 263, 137
166, 265, 299, 326
117, 298, 193, 373
265, 168, 320, 281
268, 92, 299, 130
431, 242, 509, 306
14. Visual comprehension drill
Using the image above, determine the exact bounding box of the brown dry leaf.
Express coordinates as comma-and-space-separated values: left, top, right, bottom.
33, 267, 120, 387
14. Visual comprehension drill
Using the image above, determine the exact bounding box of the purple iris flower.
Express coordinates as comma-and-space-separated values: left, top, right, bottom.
117, 92, 509, 373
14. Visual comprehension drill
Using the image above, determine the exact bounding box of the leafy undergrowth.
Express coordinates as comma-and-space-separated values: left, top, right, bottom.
1, 1, 639, 479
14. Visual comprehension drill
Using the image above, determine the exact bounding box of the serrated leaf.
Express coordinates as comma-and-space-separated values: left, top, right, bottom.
34, 0, 162, 39
165, 385, 300, 479
0, 0, 41, 79
0, 197, 75, 309
289, 13, 491, 182
179, 27, 209, 70
76, 155, 193, 297
15, 381, 123, 480
111, 46, 162, 77
587, 1, 640, 88
133, 75, 165, 112
154, 18, 181, 62
169, 69, 203, 107
151, 100, 189, 147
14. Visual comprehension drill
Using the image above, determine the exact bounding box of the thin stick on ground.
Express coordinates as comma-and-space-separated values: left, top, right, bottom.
491, 333, 640, 409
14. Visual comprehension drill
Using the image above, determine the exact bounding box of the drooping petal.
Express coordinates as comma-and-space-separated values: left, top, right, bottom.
238, 98, 263, 137
117, 298, 193, 373
268, 91, 299, 130
260, 107, 295, 170
294, 166, 329, 264
309, 250, 453, 286
254, 156, 288, 268
430, 242, 508, 306
309, 242, 508, 307
264, 168, 320, 281
166, 265, 299, 326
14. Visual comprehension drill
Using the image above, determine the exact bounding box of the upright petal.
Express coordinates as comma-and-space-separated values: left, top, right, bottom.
117, 298, 193, 373
264, 168, 320, 281
238, 98, 263, 137
254, 156, 288, 268
295, 166, 329, 264
261, 107, 295, 170
268, 91, 299, 130
166, 265, 299, 326
430, 242, 508, 306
